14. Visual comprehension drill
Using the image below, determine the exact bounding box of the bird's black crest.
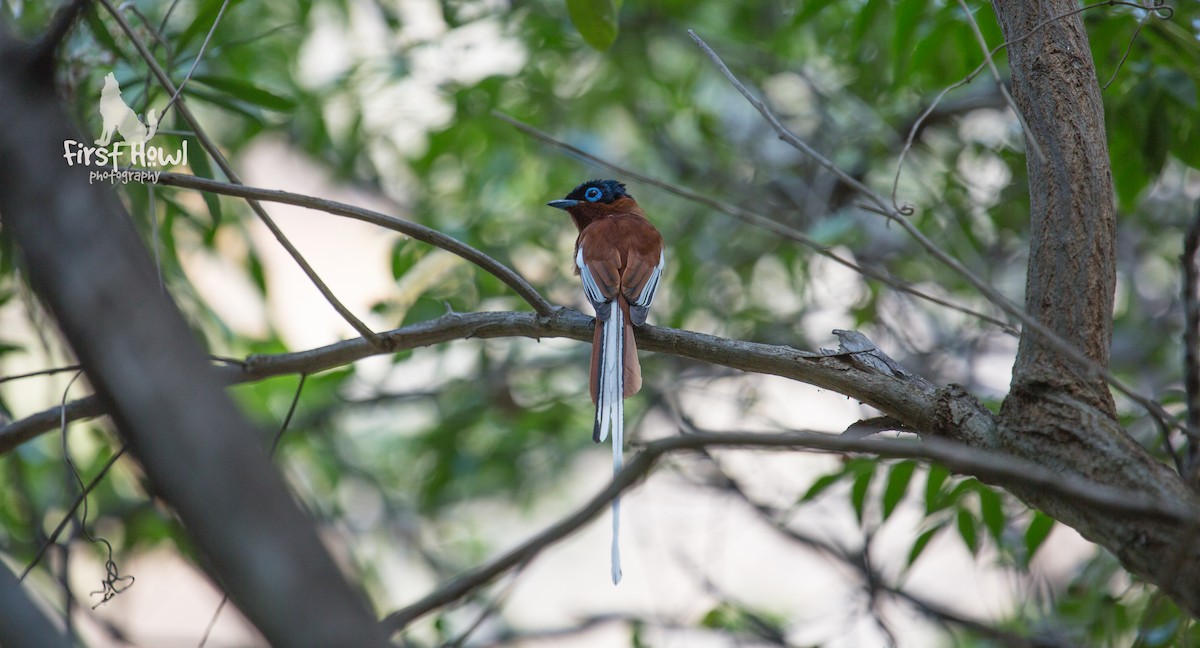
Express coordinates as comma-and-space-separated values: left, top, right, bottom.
563, 179, 630, 204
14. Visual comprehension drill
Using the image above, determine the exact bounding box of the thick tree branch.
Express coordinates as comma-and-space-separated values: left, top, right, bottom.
0, 564, 71, 648
0, 26, 389, 647
686, 20, 1200, 615
988, 0, 1199, 615
688, 29, 1179, 437
0, 309, 972, 454
992, 1, 1118, 410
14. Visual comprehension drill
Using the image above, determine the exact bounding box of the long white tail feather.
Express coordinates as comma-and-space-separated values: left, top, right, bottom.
595, 300, 625, 584
612, 494, 622, 584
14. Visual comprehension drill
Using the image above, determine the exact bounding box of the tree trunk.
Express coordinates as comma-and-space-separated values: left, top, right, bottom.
985, 0, 1200, 615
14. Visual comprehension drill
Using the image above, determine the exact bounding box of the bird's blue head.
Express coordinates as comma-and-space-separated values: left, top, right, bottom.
547, 179, 630, 210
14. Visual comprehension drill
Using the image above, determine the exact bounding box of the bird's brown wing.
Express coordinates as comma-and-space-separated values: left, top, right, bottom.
577, 214, 665, 399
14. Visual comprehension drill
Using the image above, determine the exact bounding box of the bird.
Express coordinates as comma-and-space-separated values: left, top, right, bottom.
548, 179, 664, 584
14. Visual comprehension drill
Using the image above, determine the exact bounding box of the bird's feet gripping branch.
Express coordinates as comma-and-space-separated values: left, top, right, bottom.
548, 179, 664, 584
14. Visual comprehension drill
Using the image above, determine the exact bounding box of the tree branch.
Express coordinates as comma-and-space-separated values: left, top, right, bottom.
0, 24, 390, 646
687, 28, 1183, 440
0, 310, 977, 456
97, 0, 383, 346
493, 111, 1018, 334
380, 429, 1200, 632
955, 0, 1046, 163
153, 171, 554, 316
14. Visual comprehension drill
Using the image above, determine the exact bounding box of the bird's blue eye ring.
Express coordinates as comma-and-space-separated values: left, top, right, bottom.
584, 187, 603, 202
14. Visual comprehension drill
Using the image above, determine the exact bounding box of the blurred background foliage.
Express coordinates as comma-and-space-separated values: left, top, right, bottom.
2, 0, 1199, 645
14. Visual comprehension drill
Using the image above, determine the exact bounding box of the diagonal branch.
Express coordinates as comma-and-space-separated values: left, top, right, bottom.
955, 0, 1045, 163
154, 171, 554, 315
700, 449, 1064, 648
97, 0, 383, 345
688, 29, 1184, 440
494, 112, 1017, 334
379, 429, 1200, 632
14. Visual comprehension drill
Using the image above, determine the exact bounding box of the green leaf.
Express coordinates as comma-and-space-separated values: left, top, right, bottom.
191, 75, 296, 112
793, 0, 839, 26
799, 468, 848, 503
881, 460, 915, 521
1024, 511, 1055, 564
391, 239, 428, 280
184, 87, 266, 124
924, 464, 949, 514
906, 525, 942, 568
892, 0, 927, 85
1137, 598, 1188, 647
246, 248, 267, 295
175, 0, 241, 57
187, 144, 223, 237
850, 464, 875, 525
566, 0, 619, 51
84, 4, 125, 61
977, 485, 1004, 543
956, 508, 978, 555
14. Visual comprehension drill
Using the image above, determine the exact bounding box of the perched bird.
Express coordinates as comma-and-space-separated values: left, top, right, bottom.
548, 179, 664, 584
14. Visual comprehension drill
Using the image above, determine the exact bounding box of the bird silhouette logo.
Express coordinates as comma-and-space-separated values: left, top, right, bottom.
94, 73, 159, 147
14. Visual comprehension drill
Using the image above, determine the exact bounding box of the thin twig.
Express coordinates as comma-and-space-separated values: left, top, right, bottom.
493, 112, 1016, 333
894, 0, 1173, 214
157, 0, 231, 120
688, 31, 890, 216
20, 444, 130, 581
154, 171, 554, 316
689, 29, 1186, 440
0, 364, 82, 384
956, 0, 1045, 163
96, 0, 383, 346
195, 597, 228, 648
1102, 8, 1151, 90
700, 442, 1066, 648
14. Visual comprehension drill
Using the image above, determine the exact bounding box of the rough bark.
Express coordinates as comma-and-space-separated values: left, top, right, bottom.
995, 0, 1118, 413
988, 0, 1200, 615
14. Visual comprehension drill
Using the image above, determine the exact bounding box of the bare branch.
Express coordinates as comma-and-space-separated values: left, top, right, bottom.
154, 171, 554, 316
703, 451, 1065, 648
96, 0, 383, 346
0, 364, 83, 384
688, 29, 1184, 439
380, 428, 1200, 632
955, 0, 1045, 163
1, 310, 975, 455
493, 111, 1017, 334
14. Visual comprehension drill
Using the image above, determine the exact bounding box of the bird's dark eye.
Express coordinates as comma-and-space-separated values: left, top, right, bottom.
584, 187, 603, 202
